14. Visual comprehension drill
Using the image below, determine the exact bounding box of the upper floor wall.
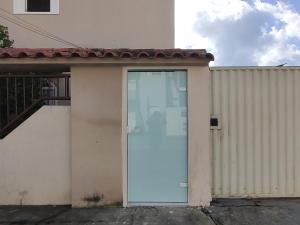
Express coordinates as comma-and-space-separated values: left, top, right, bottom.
0, 0, 174, 48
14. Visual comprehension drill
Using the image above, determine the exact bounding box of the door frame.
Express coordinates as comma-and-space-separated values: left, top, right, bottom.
123, 68, 189, 206
122, 66, 212, 207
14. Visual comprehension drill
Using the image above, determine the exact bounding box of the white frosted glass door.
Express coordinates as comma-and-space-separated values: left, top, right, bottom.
127, 71, 188, 204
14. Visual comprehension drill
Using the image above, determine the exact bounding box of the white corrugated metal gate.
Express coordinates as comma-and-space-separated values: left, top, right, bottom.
211, 67, 300, 198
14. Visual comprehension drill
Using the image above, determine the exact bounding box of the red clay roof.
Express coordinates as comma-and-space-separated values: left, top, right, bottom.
0, 48, 214, 61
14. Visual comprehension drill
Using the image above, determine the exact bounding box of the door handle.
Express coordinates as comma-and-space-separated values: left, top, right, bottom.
179, 182, 188, 188
128, 126, 142, 134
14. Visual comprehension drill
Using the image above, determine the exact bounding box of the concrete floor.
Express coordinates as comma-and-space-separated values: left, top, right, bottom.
208, 199, 300, 225
0, 199, 299, 225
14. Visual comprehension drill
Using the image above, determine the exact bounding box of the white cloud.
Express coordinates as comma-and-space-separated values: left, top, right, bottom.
175, 0, 252, 50
176, 0, 300, 66
175, 0, 215, 50
253, 0, 300, 65
255, 0, 300, 39
254, 41, 300, 65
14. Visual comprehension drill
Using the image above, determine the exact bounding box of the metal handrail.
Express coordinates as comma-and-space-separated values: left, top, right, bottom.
0, 73, 71, 139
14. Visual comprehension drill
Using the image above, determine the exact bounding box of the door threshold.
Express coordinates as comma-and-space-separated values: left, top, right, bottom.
127, 202, 188, 207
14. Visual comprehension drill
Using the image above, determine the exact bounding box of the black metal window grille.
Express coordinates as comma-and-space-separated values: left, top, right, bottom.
0, 72, 70, 138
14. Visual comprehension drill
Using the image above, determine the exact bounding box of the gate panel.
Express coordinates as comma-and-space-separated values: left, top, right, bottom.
211, 67, 300, 198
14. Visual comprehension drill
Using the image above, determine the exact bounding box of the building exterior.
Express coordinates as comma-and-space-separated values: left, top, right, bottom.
1, 50, 300, 207
0, 0, 300, 208
0, 48, 213, 207
0, 0, 174, 48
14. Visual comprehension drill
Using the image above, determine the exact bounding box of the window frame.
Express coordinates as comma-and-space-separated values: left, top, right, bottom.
26, 0, 51, 13
13, 0, 59, 15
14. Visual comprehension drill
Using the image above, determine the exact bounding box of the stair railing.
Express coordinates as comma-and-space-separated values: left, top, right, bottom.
0, 72, 71, 139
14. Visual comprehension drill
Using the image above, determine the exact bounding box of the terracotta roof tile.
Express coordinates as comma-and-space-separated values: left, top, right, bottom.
0, 48, 214, 61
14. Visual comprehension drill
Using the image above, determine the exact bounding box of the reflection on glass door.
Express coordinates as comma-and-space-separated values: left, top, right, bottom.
127, 71, 188, 204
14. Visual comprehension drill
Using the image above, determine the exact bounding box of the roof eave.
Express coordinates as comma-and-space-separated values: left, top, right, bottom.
0, 57, 212, 66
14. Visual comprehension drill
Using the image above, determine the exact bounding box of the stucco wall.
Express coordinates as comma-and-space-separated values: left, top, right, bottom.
0, 106, 71, 205
187, 66, 212, 206
1, 0, 174, 48
71, 65, 211, 207
0, 62, 210, 207
71, 66, 123, 207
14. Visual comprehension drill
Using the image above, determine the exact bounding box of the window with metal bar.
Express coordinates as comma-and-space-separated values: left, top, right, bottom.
26, 0, 51, 12
0, 72, 70, 139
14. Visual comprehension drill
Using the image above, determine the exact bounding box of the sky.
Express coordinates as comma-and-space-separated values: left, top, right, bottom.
176, 0, 300, 66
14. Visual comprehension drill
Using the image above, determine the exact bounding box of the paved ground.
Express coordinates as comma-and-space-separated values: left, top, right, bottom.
208, 199, 300, 225
0, 199, 299, 225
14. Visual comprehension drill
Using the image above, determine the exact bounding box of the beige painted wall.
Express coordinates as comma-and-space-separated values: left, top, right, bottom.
0, 0, 174, 48
188, 66, 212, 206
71, 65, 211, 207
0, 61, 211, 207
71, 66, 123, 207
0, 106, 71, 205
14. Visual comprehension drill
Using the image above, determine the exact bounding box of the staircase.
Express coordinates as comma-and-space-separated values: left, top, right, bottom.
0, 73, 70, 139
